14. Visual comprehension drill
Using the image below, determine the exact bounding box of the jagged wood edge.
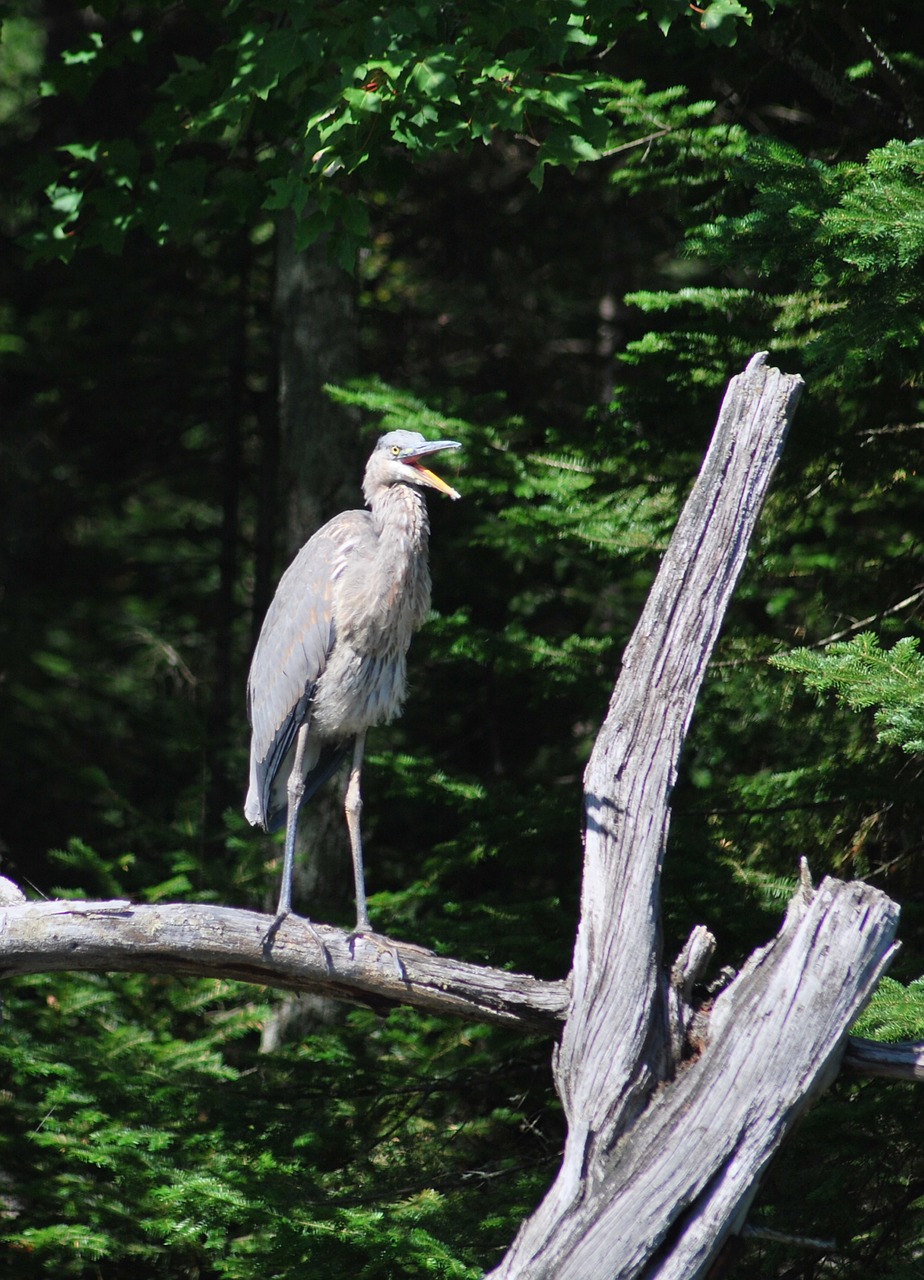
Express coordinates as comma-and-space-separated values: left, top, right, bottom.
486, 355, 901, 1279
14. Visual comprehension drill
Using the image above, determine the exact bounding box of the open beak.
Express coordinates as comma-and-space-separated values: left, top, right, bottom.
405, 440, 462, 500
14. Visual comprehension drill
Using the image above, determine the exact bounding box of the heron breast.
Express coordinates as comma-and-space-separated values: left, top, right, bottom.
311, 643, 409, 737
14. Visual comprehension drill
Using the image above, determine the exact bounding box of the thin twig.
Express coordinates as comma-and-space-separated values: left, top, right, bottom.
740, 1224, 835, 1251
834, 9, 924, 135
712, 586, 924, 670
804, 586, 924, 649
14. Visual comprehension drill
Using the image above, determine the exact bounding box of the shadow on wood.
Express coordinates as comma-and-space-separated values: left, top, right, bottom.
485, 354, 901, 1279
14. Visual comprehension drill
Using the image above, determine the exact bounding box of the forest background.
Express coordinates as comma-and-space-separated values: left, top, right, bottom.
2, 1, 924, 1276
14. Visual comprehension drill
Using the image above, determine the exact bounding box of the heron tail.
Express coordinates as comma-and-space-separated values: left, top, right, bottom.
265, 737, 354, 834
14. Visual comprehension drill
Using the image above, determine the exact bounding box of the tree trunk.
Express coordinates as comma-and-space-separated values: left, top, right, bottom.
487, 353, 899, 1279
274, 212, 361, 557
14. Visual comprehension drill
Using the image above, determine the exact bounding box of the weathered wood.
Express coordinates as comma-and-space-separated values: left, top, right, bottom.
1, 880, 919, 1085
537, 879, 898, 1280
487, 356, 901, 1279
562, 354, 806, 1127
667, 924, 716, 1064
1, 878, 918, 1087
844, 1036, 924, 1081
489, 354, 808, 1277
0, 894, 567, 1030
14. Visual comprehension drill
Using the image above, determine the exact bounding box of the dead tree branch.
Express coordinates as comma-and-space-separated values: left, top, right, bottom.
487, 354, 901, 1279
0, 892, 566, 1030
0, 879, 917, 1083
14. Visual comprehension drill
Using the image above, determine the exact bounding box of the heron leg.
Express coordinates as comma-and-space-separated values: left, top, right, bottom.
262, 723, 331, 958
345, 729, 372, 933
269, 721, 311, 933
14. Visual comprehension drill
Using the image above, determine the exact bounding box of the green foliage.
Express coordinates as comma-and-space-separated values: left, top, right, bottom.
0, 964, 556, 1277
689, 138, 924, 384
16, 0, 758, 262
741, 1075, 924, 1279
853, 976, 924, 1042
775, 634, 924, 755
329, 378, 678, 556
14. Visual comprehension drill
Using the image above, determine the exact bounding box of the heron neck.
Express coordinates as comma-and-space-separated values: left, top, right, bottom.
359, 482, 432, 636
370, 482, 431, 549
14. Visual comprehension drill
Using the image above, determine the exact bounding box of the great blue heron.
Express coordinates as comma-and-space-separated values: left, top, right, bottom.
245, 429, 461, 936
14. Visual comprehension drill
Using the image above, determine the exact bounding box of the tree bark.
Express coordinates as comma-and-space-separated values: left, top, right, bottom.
490, 875, 897, 1279
274, 212, 362, 557
843, 1036, 924, 1081
486, 353, 900, 1279
0, 877, 915, 1075
0, 890, 565, 1030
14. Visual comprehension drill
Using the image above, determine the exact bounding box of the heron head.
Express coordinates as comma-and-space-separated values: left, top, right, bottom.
364, 430, 462, 504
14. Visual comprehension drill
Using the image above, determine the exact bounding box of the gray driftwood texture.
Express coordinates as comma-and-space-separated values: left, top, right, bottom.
0, 355, 913, 1276
484, 354, 900, 1279
0, 891, 566, 1029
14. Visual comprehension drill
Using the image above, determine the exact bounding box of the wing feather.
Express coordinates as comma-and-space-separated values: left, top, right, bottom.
244, 511, 372, 829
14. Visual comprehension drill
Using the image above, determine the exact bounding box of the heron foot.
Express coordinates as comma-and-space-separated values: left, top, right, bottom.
346, 910, 375, 948
348, 925, 405, 978
261, 908, 290, 953
262, 909, 327, 959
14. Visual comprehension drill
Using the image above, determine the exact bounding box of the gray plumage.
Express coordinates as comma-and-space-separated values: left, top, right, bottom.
246, 429, 461, 936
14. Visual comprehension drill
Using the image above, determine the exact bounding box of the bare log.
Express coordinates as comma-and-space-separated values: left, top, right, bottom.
488, 356, 901, 1279
2, 881, 919, 1086
536, 878, 897, 1280
561, 355, 805, 1134
0, 895, 567, 1030
2, 884, 919, 1084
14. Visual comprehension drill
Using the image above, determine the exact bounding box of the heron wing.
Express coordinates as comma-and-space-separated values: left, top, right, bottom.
245, 511, 373, 830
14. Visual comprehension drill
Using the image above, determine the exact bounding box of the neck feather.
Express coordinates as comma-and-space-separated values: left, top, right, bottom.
339, 482, 432, 644
370, 481, 430, 547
